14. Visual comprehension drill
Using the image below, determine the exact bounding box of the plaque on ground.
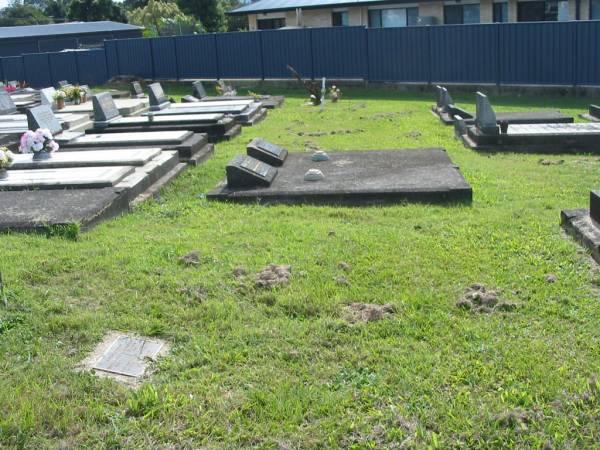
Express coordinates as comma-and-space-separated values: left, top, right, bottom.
209, 148, 472, 205
226, 155, 278, 187
561, 190, 600, 264
92, 334, 166, 378
247, 138, 288, 166
0, 91, 17, 115
432, 87, 573, 126
0, 166, 134, 190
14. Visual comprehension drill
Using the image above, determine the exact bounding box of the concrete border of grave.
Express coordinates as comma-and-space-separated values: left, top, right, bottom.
181, 80, 285, 109
579, 104, 600, 122
561, 190, 600, 264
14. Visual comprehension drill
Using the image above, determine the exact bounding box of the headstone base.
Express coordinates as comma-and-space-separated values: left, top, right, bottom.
561, 208, 600, 264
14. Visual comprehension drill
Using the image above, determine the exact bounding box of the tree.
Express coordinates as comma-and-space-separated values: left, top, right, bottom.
44, 0, 69, 22
122, 0, 148, 13
0, 3, 52, 26
128, 0, 199, 36
221, 0, 246, 31
68, 0, 127, 22
176, 0, 225, 32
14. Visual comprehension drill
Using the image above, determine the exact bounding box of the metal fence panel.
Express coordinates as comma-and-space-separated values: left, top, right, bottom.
575, 20, 600, 85
0, 56, 24, 81
174, 34, 218, 79
311, 27, 367, 79
116, 38, 153, 78
77, 49, 108, 86
151, 37, 178, 79
23, 53, 51, 88
104, 40, 119, 79
367, 27, 430, 82
48, 51, 79, 86
499, 22, 575, 85
261, 28, 313, 78
216, 31, 263, 78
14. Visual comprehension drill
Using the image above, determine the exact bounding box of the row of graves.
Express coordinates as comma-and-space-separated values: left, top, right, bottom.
432, 85, 600, 264
0, 80, 284, 234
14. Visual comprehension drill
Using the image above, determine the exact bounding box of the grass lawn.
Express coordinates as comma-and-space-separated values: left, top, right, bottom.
2, 83, 600, 449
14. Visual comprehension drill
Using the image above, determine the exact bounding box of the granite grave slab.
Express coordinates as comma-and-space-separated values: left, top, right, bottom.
181, 80, 284, 109
0, 166, 134, 190
208, 148, 472, 205
145, 100, 267, 126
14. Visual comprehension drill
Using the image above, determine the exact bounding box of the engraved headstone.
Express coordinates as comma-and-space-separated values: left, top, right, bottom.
246, 138, 288, 166
93, 92, 121, 126
26, 105, 63, 135
131, 81, 144, 98
435, 85, 443, 108
440, 87, 454, 113
591, 190, 600, 224
148, 82, 170, 110
475, 92, 500, 135
454, 115, 467, 138
226, 155, 277, 187
0, 91, 17, 115
40, 87, 56, 107
192, 80, 208, 99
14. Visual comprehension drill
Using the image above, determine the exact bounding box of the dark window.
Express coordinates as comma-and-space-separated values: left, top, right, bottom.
517, 0, 567, 20
493, 2, 508, 21
257, 18, 285, 29
368, 7, 419, 27
332, 11, 349, 26
444, 4, 480, 23
592, 0, 600, 18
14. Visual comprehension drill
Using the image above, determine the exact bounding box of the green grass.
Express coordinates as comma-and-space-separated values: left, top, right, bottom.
2, 83, 600, 448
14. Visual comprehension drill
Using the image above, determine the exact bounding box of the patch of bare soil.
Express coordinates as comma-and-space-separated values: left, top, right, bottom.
456, 284, 518, 313
177, 285, 208, 302
538, 159, 565, 166
256, 264, 292, 288
344, 302, 396, 323
232, 266, 247, 280
179, 250, 201, 266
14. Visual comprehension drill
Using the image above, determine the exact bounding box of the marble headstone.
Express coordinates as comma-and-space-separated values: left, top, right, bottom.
40, 87, 57, 107
148, 83, 170, 111
435, 85, 443, 108
226, 155, 277, 187
475, 92, 500, 135
440, 88, 454, 113
0, 91, 17, 115
131, 81, 144, 98
192, 80, 208, 99
93, 92, 121, 126
247, 138, 288, 166
26, 105, 63, 135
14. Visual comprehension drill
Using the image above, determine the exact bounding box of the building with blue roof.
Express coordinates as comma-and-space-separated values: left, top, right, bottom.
0, 21, 143, 57
229, 0, 599, 29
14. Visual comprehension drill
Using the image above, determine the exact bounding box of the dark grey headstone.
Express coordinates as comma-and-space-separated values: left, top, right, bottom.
131, 81, 144, 98
93, 92, 121, 125
26, 105, 62, 135
0, 91, 17, 115
454, 115, 467, 138
435, 85, 443, 108
192, 81, 208, 99
226, 155, 277, 187
440, 87, 454, 113
148, 83, 170, 110
591, 190, 600, 224
475, 92, 499, 135
247, 138, 288, 166
590, 105, 600, 119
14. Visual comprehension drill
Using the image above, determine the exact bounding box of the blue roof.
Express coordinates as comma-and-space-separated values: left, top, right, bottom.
229, 0, 402, 14
0, 21, 142, 40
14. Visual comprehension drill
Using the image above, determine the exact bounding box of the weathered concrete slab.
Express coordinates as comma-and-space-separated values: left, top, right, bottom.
144, 102, 266, 125
60, 98, 149, 117
0, 166, 134, 190
561, 208, 600, 264
208, 149, 472, 205
435, 107, 573, 126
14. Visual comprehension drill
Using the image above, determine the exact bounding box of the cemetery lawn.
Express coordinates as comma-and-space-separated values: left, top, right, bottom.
3, 84, 600, 449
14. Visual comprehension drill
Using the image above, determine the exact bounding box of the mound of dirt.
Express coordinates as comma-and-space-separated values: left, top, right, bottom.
344, 302, 396, 323
256, 264, 292, 288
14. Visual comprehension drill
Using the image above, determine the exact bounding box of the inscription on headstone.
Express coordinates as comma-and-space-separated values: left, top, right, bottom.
148, 83, 170, 110
247, 138, 288, 166
0, 91, 17, 115
131, 81, 144, 98
591, 190, 600, 224
475, 92, 500, 135
226, 155, 277, 187
93, 92, 121, 125
92, 334, 166, 378
26, 105, 63, 135
192, 80, 208, 99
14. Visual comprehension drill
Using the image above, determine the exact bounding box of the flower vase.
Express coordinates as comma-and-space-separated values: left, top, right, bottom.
33, 151, 52, 161
0, 168, 7, 179
81, 94, 87, 104
56, 99, 65, 110
73, 97, 81, 105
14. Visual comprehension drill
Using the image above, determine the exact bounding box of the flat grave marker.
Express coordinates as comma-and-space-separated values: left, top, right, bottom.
247, 138, 288, 166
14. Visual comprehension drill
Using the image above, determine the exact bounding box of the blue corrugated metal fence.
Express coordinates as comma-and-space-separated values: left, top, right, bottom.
5, 21, 600, 88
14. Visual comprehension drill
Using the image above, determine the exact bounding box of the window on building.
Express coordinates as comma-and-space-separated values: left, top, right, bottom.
444, 4, 480, 24
592, 0, 600, 18
257, 18, 286, 29
517, 0, 569, 20
368, 7, 419, 27
493, 2, 508, 21
332, 11, 349, 26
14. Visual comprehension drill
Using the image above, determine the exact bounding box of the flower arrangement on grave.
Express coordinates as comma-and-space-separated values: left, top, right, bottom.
0, 146, 14, 176
329, 85, 341, 103
53, 89, 67, 109
19, 129, 59, 159
66, 85, 84, 104
4, 84, 16, 93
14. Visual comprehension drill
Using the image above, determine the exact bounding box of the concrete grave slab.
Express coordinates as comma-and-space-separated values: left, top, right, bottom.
208, 148, 472, 206
145, 101, 267, 126
561, 191, 600, 264
186, 81, 284, 109
0, 166, 134, 190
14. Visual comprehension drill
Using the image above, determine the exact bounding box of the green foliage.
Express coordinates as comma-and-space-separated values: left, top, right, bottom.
126, 385, 161, 417
68, 0, 127, 22
0, 3, 51, 26
44, 0, 69, 21
128, 0, 200, 36
176, 0, 225, 32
